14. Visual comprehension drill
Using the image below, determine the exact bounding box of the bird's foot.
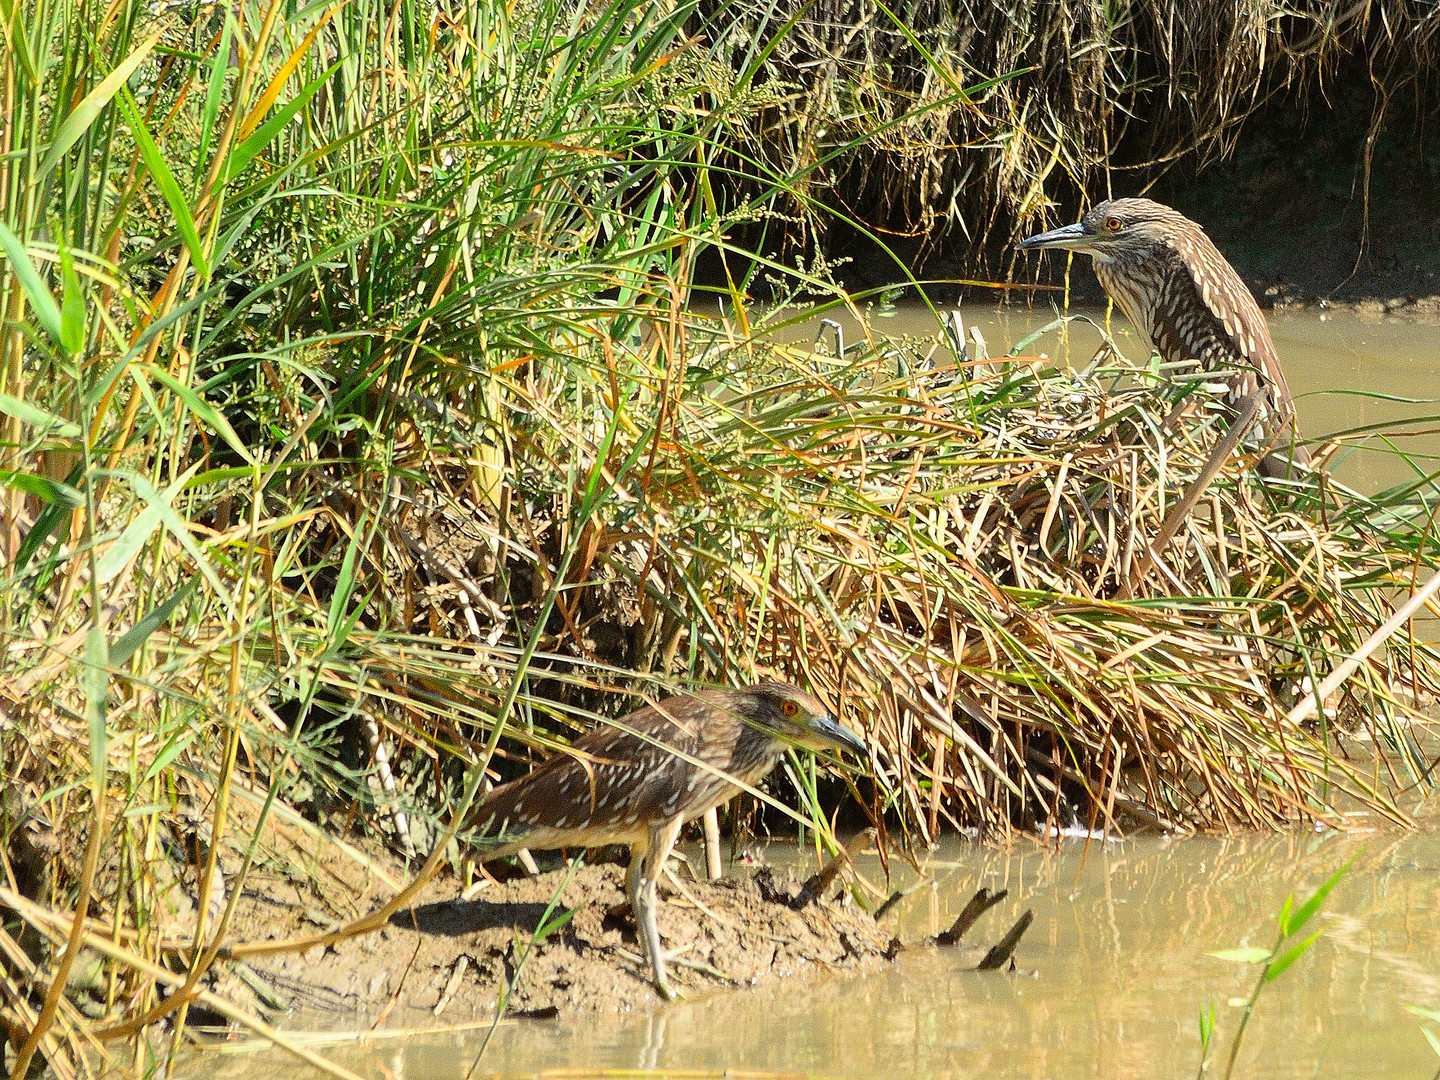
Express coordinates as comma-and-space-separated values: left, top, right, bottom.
647, 946, 692, 1001
614, 943, 688, 999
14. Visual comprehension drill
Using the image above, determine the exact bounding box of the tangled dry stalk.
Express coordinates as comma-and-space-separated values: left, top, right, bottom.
4, 288, 1439, 1077
301, 303, 1440, 844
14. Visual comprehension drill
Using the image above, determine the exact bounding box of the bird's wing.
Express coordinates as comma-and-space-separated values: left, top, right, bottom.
605, 694, 725, 822
467, 694, 714, 849
1173, 233, 1297, 421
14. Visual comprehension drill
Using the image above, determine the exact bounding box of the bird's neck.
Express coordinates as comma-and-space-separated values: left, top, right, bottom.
730, 721, 791, 784
1094, 259, 1150, 348
1093, 244, 1180, 354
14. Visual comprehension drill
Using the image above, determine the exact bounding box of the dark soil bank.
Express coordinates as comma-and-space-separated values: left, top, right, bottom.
246, 863, 889, 1021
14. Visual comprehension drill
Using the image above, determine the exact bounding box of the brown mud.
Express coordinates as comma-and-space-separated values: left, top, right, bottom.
225, 857, 892, 1025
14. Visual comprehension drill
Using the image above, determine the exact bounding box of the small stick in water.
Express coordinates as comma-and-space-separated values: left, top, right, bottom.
976, 909, 1034, 970
792, 828, 875, 910
936, 888, 1007, 946
873, 890, 906, 920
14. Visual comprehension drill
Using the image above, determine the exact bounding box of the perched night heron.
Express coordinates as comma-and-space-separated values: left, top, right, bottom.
466, 680, 866, 999
1017, 198, 1310, 479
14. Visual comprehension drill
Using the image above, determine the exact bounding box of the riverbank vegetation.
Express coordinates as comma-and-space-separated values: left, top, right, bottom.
730, 0, 1440, 282
2, 0, 1440, 1072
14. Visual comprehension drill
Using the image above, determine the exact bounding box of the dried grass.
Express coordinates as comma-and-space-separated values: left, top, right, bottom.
292, 305, 1440, 844
710, 0, 1440, 268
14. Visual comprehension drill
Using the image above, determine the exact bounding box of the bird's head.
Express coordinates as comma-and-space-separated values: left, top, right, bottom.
736, 680, 867, 757
1017, 198, 1188, 265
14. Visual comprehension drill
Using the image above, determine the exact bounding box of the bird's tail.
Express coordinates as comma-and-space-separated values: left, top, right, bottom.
463, 780, 537, 861
465, 820, 534, 862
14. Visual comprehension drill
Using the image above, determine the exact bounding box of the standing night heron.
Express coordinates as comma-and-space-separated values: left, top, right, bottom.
466, 680, 866, 999
1017, 198, 1310, 479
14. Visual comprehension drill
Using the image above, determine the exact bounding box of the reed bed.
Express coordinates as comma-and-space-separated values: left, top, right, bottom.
1, 0, 1439, 1072
360, 309, 1440, 844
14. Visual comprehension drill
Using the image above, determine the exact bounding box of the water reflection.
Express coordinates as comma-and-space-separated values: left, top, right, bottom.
202, 829, 1440, 1079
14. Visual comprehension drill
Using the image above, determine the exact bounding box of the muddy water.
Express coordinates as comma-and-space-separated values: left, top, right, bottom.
780, 303, 1440, 494
204, 830, 1440, 1080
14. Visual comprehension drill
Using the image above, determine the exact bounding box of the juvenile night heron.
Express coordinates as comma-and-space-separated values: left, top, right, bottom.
466, 680, 866, 999
1018, 198, 1310, 479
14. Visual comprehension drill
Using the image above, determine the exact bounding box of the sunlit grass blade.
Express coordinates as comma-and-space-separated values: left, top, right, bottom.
0, 392, 81, 438
0, 223, 63, 343
119, 88, 211, 279
222, 60, 344, 184
234, 3, 347, 143
1280, 854, 1357, 939
35, 32, 160, 183
197, 5, 236, 179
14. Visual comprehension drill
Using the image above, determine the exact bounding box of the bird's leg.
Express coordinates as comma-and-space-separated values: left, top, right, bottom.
603, 840, 644, 923
625, 842, 643, 914
702, 807, 723, 881
1120, 388, 1264, 599
634, 815, 684, 1000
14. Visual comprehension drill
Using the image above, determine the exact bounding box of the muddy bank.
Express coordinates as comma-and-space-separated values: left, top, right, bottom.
828, 75, 1440, 316
238, 861, 890, 1023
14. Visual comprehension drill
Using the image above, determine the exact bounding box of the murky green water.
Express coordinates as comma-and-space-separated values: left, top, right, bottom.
199, 830, 1440, 1079
780, 302, 1440, 495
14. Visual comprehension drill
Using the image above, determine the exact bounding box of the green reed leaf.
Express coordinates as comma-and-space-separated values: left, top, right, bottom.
36, 32, 160, 184
59, 243, 86, 357
119, 88, 210, 279
0, 468, 82, 508
0, 392, 81, 439
111, 578, 199, 666
1285, 856, 1356, 940
221, 60, 342, 184
1264, 930, 1323, 983
0, 224, 62, 344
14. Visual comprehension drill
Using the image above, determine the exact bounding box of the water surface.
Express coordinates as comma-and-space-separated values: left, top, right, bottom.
207, 829, 1440, 1079
773, 302, 1440, 495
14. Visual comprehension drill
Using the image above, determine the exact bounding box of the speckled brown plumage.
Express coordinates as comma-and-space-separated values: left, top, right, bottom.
1019, 198, 1310, 479
466, 680, 866, 998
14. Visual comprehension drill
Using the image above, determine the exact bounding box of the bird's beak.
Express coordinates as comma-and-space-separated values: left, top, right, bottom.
805, 714, 868, 758
1016, 220, 1093, 252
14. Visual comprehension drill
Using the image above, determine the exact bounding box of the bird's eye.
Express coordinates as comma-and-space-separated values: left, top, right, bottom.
781, 700, 799, 718
1105, 216, 1124, 232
